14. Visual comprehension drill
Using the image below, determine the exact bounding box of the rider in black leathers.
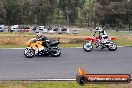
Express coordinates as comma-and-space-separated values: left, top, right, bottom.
36, 32, 50, 49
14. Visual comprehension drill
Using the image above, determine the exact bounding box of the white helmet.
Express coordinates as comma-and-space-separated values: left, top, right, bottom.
36, 32, 43, 38
95, 27, 103, 32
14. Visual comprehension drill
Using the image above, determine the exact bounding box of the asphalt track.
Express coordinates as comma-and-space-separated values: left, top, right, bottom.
0, 47, 132, 80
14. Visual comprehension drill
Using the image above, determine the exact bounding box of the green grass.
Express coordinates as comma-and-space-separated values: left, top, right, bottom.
60, 44, 82, 47
80, 30, 132, 36
0, 81, 131, 88
0, 81, 109, 88
0, 44, 82, 48
0, 31, 132, 48
116, 38, 132, 46
0, 40, 132, 48
0, 46, 25, 48
0, 39, 131, 48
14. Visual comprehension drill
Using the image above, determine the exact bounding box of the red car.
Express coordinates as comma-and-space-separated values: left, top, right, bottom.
18, 27, 30, 32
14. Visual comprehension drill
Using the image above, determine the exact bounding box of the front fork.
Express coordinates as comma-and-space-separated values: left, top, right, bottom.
95, 40, 100, 48
26, 47, 38, 55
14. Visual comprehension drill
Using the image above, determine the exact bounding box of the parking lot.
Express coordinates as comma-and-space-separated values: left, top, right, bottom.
0, 25, 80, 35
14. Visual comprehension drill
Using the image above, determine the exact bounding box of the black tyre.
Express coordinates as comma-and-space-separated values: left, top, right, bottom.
42, 53, 49, 56
50, 47, 61, 57
83, 42, 93, 52
108, 41, 117, 51
24, 48, 35, 58
76, 76, 86, 85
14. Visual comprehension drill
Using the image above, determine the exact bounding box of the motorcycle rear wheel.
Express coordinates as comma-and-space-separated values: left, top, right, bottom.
107, 41, 117, 51
50, 47, 61, 57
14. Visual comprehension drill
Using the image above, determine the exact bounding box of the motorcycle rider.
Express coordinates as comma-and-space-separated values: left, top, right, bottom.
93, 27, 109, 48
36, 32, 50, 51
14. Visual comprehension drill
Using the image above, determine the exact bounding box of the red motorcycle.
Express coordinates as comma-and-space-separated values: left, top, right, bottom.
83, 36, 117, 52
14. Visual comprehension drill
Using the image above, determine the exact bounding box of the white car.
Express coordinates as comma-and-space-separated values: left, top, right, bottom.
39, 26, 48, 33
0, 25, 5, 32
39, 26, 44, 29
48, 30, 55, 34
11, 25, 19, 32
43, 28, 48, 33
0, 27, 4, 32
66, 29, 71, 34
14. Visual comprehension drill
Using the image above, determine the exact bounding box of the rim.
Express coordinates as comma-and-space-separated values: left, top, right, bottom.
109, 43, 117, 49
83, 43, 92, 50
25, 49, 34, 57
51, 49, 61, 56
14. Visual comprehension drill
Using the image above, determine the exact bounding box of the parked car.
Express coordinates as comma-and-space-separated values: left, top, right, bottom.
0, 25, 5, 32
18, 26, 30, 32
52, 28, 59, 33
38, 26, 48, 33
48, 29, 55, 34
45, 26, 52, 30
39, 26, 44, 30
72, 29, 79, 34
10, 25, 19, 32
43, 29, 48, 33
0, 27, 4, 32
57, 27, 70, 34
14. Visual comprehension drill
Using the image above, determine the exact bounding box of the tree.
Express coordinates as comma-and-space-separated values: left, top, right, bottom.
58, 0, 85, 25
4, 0, 24, 25
0, 0, 6, 24
94, 0, 131, 28
80, 0, 97, 27
33, 0, 56, 25
21, 0, 34, 24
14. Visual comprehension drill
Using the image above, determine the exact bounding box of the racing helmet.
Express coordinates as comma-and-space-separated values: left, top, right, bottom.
36, 32, 43, 38
95, 27, 103, 32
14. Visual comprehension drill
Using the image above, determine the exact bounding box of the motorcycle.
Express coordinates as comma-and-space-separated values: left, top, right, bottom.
24, 38, 61, 58
83, 36, 117, 52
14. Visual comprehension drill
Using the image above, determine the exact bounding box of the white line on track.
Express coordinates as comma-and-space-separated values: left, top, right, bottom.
0, 79, 76, 81
29, 76, 132, 81
1, 78, 132, 81
28, 79, 76, 81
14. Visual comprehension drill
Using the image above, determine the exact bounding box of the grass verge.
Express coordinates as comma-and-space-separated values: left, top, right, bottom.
0, 44, 82, 48
0, 81, 131, 88
0, 32, 132, 48
0, 81, 107, 88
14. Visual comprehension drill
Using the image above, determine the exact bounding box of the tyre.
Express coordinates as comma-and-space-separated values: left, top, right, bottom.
24, 48, 35, 58
42, 52, 49, 56
76, 76, 86, 85
108, 41, 117, 51
50, 47, 61, 57
83, 42, 93, 52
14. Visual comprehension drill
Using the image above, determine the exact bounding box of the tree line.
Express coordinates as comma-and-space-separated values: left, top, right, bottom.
0, 0, 131, 29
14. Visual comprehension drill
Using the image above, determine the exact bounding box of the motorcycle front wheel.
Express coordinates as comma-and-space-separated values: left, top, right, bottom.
50, 47, 61, 57
83, 42, 93, 52
24, 48, 35, 58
